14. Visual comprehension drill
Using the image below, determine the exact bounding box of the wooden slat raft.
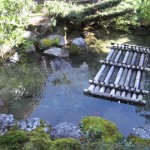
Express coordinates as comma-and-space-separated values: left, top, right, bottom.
84, 43, 150, 105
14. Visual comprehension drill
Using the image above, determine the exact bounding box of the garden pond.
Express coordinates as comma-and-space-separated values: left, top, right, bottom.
0, 30, 150, 137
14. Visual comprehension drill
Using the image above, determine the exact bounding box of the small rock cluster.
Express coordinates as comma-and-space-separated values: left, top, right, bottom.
7, 15, 88, 63
133, 124, 150, 139
17, 118, 50, 132
0, 114, 14, 134
0, 114, 84, 140
51, 122, 84, 139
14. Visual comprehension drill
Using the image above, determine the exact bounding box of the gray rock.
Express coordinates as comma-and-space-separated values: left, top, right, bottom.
25, 44, 36, 53
9, 52, 20, 63
48, 35, 67, 47
0, 114, 14, 134
44, 47, 69, 57
23, 31, 33, 39
51, 122, 84, 139
72, 37, 86, 49
17, 118, 51, 132
133, 124, 150, 139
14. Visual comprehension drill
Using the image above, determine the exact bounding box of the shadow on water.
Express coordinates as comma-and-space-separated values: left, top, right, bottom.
0, 30, 150, 136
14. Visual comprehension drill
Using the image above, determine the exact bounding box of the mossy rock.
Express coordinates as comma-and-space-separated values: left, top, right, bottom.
39, 37, 60, 51
51, 138, 81, 150
0, 130, 29, 149
80, 116, 123, 143
69, 44, 87, 55
127, 134, 150, 148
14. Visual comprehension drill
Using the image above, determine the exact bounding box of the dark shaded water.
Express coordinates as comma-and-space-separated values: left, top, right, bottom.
0, 31, 150, 136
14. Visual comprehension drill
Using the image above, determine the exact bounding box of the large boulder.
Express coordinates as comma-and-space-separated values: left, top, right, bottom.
80, 116, 123, 143
28, 16, 53, 36
39, 35, 67, 50
51, 122, 84, 139
70, 37, 87, 55
0, 114, 14, 134
72, 37, 86, 48
48, 35, 67, 47
43, 47, 69, 57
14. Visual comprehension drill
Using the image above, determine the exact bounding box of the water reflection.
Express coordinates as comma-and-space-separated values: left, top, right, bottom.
0, 30, 150, 136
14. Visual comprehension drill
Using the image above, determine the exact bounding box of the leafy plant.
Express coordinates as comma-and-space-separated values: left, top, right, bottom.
0, 0, 35, 49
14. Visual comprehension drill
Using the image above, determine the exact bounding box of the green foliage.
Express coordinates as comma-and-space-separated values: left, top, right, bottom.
0, 0, 35, 48
51, 138, 81, 150
80, 116, 123, 143
69, 44, 81, 55
127, 134, 150, 147
139, 0, 150, 24
21, 39, 34, 51
0, 130, 29, 150
29, 127, 52, 150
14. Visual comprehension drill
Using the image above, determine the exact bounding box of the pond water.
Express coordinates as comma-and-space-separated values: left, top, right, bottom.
0, 30, 150, 136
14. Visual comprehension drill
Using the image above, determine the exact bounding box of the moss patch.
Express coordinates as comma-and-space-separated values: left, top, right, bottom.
51, 138, 81, 150
0, 130, 29, 150
29, 127, 52, 150
39, 37, 60, 50
127, 134, 150, 148
80, 116, 123, 143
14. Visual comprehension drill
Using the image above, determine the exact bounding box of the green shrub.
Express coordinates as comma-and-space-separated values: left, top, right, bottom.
51, 138, 81, 150
29, 127, 52, 150
0, 0, 35, 49
80, 116, 123, 143
0, 130, 29, 150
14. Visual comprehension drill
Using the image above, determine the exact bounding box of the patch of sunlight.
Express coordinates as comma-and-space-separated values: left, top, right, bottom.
98, 37, 130, 53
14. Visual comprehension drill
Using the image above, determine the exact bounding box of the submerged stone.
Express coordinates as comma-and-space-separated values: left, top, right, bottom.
51, 122, 84, 139
44, 47, 69, 57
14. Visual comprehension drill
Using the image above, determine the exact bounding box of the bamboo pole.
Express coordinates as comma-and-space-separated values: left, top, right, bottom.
126, 52, 133, 65
99, 66, 111, 82
132, 53, 145, 99
134, 53, 141, 66
107, 44, 150, 54
118, 51, 126, 63
84, 90, 146, 105
129, 70, 136, 88
137, 54, 149, 100
110, 50, 118, 62
119, 68, 128, 86
99, 50, 121, 93
110, 51, 131, 95
94, 48, 115, 82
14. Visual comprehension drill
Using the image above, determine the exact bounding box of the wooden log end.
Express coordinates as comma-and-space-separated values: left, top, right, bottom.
83, 89, 89, 94
89, 80, 93, 84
